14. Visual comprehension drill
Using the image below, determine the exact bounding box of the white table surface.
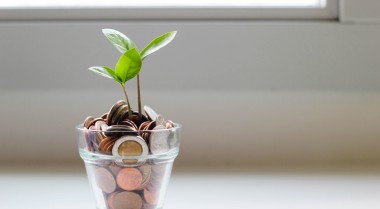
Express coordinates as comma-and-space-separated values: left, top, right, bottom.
1, 165, 380, 209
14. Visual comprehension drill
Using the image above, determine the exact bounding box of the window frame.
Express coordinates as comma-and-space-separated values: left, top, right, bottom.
0, 0, 338, 21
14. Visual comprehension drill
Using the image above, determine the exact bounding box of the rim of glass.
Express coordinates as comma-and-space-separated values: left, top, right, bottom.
77, 122, 181, 160
76, 122, 182, 133
79, 147, 180, 161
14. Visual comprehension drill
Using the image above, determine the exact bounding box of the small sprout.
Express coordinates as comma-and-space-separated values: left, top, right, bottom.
89, 49, 142, 118
87, 29, 177, 119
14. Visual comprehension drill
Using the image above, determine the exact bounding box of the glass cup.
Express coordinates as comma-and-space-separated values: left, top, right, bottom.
77, 124, 181, 209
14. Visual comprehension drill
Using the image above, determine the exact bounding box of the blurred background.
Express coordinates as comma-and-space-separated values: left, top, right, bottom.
1, 0, 380, 208
1, 0, 380, 167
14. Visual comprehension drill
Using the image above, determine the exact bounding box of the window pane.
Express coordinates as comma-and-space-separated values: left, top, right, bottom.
0, 0, 326, 8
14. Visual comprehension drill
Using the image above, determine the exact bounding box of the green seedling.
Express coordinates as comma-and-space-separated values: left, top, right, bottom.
88, 29, 177, 119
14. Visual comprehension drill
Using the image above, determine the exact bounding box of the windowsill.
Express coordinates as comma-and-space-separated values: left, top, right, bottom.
0, 0, 338, 21
2, 165, 380, 209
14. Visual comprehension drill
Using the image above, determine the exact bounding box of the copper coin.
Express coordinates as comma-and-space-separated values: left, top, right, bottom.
88, 117, 106, 128
147, 121, 156, 130
141, 125, 150, 142
99, 136, 118, 153
141, 121, 156, 142
101, 113, 108, 120
98, 137, 109, 152
107, 192, 117, 209
94, 167, 116, 194
138, 121, 150, 131
130, 113, 148, 127
144, 188, 158, 205
84, 116, 95, 129
105, 138, 118, 153
112, 191, 142, 209
119, 119, 139, 130
116, 168, 143, 191
95, 132, 105, 146
165, 120, 174, 129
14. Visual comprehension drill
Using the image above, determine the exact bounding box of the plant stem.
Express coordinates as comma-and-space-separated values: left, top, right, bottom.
121, 84, 132, 119
137, 74, 142, 119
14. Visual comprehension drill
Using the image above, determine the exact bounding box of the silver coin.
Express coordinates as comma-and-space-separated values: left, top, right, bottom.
95, 120, 108, 131
94, 120, 108, 141
112, 135, 148, 166
149, 125, 170, 155
144, 105, 159, 121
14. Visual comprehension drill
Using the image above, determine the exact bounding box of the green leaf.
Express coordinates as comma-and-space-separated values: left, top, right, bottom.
88, 66, 114, 79
103, 66, 122, 83
88, 66, 122, 84
140, 31, 177, 60
102, 29, 137, 53
115, 48, 142, 84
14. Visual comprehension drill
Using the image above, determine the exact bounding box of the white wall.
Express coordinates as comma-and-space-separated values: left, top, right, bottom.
1, 21, 380, 166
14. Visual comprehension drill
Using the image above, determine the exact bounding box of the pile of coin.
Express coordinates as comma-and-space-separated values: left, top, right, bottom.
91, 162, 168, 209
82, 101, 177, 209
83, 100, 175, 157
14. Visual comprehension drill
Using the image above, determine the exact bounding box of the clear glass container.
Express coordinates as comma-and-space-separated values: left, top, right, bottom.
77, 124, 181, 209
